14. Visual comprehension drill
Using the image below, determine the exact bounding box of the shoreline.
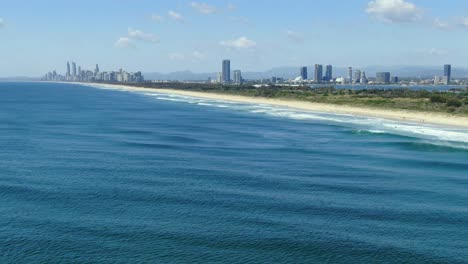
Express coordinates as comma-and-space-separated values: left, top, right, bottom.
81, 82, 468, 128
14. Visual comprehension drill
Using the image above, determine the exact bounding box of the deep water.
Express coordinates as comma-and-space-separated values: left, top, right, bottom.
0, 82, 467, 263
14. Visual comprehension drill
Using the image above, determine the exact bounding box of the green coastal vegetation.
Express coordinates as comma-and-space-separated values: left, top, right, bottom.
105, 82, 468, 115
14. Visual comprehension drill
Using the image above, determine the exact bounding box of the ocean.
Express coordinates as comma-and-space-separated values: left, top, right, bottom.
0, 82, 467, 263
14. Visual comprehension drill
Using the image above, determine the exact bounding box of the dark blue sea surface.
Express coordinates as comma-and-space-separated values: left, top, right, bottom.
0, 82, 467, 263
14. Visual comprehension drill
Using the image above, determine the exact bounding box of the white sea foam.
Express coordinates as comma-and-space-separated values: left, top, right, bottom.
143, 92, 468, 145
87, 84, 468, 147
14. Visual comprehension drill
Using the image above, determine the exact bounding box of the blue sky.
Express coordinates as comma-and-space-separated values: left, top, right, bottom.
1, 0, 468, 77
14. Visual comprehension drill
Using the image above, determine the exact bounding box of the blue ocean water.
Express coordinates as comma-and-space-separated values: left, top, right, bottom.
0, 82, 467, 263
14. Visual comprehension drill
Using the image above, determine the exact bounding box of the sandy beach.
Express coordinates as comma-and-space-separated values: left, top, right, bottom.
86, 83, 468, 128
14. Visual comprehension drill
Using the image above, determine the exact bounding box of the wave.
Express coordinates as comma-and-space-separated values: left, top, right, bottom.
87, 85, 468, 148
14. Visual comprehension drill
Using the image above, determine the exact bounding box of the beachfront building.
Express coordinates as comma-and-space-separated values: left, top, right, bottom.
72, 62, 77, 77
222, 59, 231, 84
300, 66, 308, 80
315, 64, 323, 83
376, 72, 391, 84
67, 62, 71, 77
325, 65, 333, 82
444, 64, 451, 84
354, 69, 361, 84
233, 70, 242, 84
347, 67, 353, 83
360, 71, 368, 84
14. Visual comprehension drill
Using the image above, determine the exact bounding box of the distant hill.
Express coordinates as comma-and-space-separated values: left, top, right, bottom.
144, 65, 468, 81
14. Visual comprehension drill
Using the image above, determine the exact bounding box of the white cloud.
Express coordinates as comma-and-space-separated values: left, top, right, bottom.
220, 36, 256, 49
456, 17, 468, 29
168, 53, 185, 60
227, 3, 236, 11
0, 18, 4, 28
115, 37, 136, 48
168, 10, 185, 22
429, 48, 448, 57
190, 2, 217, 14
115, 28, 159, 48
286, 30, 304, 43
128, 28, 159, 43
433, 18, 449, 29
366, 0, 423, 23
192, 51, 205, 59
151, 14, 164, 22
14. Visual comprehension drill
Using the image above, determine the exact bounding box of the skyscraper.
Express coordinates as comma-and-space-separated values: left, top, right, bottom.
354, 70, 361, 83
360, 71, 368, 84
233, 70, 242, 84
444, 64, 451, 84
376, 72, 391, 84
300, 66, 308, 80
72, 62, 77, 77
222, 60, 231, 84
325, 65, 332, 81
347, 67, 353, 83
315, 64, 323, 83
66, 62, 71, 76
95, 64, 100, 75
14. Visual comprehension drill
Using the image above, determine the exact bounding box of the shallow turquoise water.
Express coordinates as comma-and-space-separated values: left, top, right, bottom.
0, 82, 467, 263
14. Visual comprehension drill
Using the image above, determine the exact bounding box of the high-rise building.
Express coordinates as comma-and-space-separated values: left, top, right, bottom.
222, 60, 231, 84
72, 62, 77, 77
95, 64, 100, 75
233, 70, 242, 84
300, 66, 308, 80
66, 62, 71, 76
347, 67, 353, 83
315, 64, 323, 83
325, 65, 333, 81
217, 72, 223, 83
360, 71, 368, 84
444, 64, 451, 84
376, 72, 391, 84
354, 69, 361, 83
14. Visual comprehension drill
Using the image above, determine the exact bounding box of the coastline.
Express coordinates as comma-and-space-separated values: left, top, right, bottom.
82, 82, 468, 128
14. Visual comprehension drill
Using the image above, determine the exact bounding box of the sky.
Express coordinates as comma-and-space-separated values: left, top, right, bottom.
1, 0, 468, 77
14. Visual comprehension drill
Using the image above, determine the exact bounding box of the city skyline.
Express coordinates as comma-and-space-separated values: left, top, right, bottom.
1, 0, 468, 77
43, 59, 455, 86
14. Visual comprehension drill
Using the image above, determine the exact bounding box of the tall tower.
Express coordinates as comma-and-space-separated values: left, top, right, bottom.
444, 64, 451, 84
315, 64, 323, 83
222, 59, 231, 84
66, 62, 71, 76
72, 62, 77, 77
354, 69, 361, 83
233, 70, 242, 84
300, 67, 308, 80
325, 65, 333, 81
95, 64, 100, 75
347, 67, 353, 83
360, 71, 368, 84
